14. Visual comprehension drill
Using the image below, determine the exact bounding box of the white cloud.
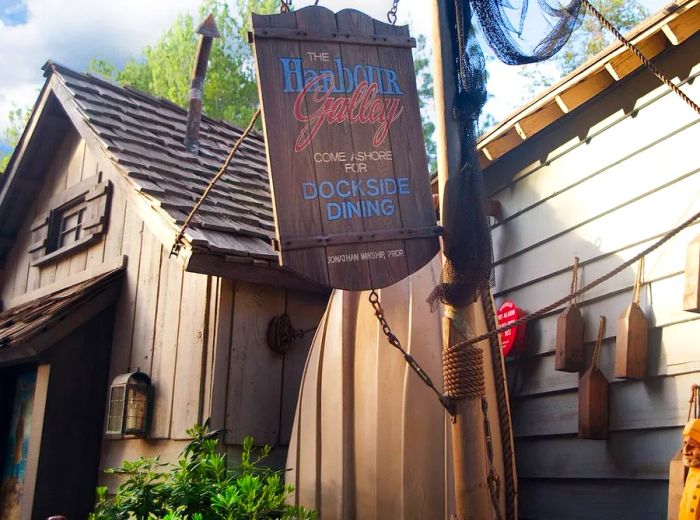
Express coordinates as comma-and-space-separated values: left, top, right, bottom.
0, 0, 202, 133
0, 0, 673, 138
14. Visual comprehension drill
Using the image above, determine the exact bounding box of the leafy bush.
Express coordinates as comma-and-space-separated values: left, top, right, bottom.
90, 423, 316, 520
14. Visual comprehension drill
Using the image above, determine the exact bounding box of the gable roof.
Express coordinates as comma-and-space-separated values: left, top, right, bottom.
2, 61, 277, 265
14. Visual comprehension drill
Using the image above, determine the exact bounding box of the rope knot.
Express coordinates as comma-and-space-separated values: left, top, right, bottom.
443, 341, 485, 400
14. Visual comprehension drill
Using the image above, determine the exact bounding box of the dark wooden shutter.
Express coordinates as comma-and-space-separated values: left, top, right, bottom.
82, 181, 111, 236
28, 212, 50, 261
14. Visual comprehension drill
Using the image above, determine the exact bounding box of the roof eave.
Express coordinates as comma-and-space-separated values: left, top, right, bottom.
476, 0, 700, 167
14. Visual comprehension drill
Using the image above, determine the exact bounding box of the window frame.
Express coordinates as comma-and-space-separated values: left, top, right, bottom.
29, 173, 111, 267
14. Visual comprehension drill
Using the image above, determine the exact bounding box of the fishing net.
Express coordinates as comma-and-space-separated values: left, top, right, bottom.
430, 0, 584, 308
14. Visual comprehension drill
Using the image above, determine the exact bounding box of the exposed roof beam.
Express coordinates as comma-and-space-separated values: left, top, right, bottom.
662, 23, 680, 45
604, 62, 621, 81
555, 95, 570, 114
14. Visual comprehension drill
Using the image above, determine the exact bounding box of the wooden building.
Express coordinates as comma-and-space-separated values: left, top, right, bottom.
0, 61, 328, 520
478, 1, 700, 518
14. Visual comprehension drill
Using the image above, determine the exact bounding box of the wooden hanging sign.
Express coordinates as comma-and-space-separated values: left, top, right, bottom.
251, 6, 440, 290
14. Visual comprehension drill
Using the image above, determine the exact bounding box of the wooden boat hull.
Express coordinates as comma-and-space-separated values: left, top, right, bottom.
286, 255, 516, 519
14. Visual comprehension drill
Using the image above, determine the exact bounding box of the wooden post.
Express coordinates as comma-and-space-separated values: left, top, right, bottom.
432, 2, 491, 518
184, 14, 221, 154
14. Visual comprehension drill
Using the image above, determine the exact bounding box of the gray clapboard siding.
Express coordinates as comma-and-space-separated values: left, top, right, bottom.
489, 68, 700, 221
495, 222, 697, 312
516, 428, 680, 480
512, 371, 700, 437
492, 169, 700, 269
509, 318, 700, 397
518, 479, 668, 520
484, 25, 700, 520
503, 272, 695, 358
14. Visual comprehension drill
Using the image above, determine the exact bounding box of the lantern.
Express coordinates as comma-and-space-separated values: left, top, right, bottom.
106, 372, 153, 437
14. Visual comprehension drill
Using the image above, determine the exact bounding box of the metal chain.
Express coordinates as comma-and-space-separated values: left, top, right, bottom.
582, 0, 700, 117
482, 397, 503, 520
369, 290, 456, 415
171, 108, 261, 257
387, 0, 400, 24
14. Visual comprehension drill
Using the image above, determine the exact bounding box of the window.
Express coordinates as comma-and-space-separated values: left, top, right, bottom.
29, 173, 111, 266
57, 202, 88, 248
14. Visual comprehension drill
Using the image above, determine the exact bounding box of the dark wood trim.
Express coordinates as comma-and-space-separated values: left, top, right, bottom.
278, 225, 443, 251
251, 27, 416, 48
30, 234, 100, 267
187, 252, 331, 295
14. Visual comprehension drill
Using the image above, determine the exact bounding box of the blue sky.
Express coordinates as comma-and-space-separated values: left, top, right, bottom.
0, 0, 28, 25
0, 0, 671, 140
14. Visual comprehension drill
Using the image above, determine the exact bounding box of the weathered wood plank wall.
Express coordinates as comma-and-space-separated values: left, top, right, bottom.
209, 280, 328, 447
483, 34, 700, 519
0, 107, 328, 483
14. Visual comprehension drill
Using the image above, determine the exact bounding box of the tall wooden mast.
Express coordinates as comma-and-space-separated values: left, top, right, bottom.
431, 2, 492, 518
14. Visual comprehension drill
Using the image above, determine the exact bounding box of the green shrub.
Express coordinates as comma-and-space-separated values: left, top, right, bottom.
90, 423, 316, 520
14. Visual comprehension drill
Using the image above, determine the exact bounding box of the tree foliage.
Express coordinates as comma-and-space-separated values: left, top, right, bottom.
90, 0, 278, 128
519, 0, 649, 96
90, 0, 437, 167
414, 34, 437, 172
0, 105, 30, 173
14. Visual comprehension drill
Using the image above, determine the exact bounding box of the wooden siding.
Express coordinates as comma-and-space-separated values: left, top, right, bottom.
208, 280, 328, 448
483, 35, 700, 519
0, 125, 211, 448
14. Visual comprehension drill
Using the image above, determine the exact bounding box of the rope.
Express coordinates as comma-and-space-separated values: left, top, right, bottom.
570, 256, 579, 299
582, 0, 700, 117
443, 343, 485, 399
632, 256, 644, 305
170, 108, 261, 257
267, 314, 316, 355
592, 315, 606, 370
458, 210, 700, 348
689, 384, 700, 422
481, 288, 517, 520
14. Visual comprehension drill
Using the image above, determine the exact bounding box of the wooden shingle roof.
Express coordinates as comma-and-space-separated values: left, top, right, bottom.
0, 266, 124, 365
45, 62, 277, 260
